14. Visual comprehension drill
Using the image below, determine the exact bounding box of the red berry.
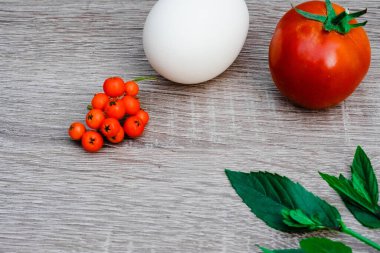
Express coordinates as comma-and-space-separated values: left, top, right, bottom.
100, 118, 121, 137
81, 131, 104, 152
122, 95, 140, 115
123, 116, 144, 138
68, 122, 86, 140
107, 128, 125, 144
104, 100, 126, 120
125, 81, 139, 97
86, 109, 105, 129
91, 93, 109, 110
103, 77, 125, 97
135, 109, 149, 125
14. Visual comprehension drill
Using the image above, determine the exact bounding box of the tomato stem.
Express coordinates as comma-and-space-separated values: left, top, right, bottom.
331, 9, 348, 25
293, 0, 367, 34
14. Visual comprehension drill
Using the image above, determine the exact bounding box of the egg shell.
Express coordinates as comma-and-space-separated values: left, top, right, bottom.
143, 0, 250, 84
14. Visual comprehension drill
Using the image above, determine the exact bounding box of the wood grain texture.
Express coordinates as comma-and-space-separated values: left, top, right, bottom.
0, 0, 380, 252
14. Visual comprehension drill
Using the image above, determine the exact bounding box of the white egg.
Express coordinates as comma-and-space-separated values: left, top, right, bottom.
143, 0, 249, 84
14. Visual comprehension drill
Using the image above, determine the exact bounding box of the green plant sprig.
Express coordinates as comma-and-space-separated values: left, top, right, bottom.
225, 146, 380, 252
320, 146, 380, 229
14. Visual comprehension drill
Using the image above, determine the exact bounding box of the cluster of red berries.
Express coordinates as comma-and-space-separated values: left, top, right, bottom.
68, 77, 150, 152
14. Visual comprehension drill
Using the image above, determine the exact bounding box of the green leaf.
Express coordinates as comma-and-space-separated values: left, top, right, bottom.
259, 238, 351, 253
259, 247, 303, 253
342, 202, 380, 228
319, 172, 374, 211
320, 146, 380, 228
282, 209, 323, 230
225, 170, 342, 232
351, 146, 378, 204
300, 237, 352, 253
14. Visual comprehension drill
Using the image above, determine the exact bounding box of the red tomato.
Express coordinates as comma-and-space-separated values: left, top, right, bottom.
68, 122, 86, 140
107, 128, 125, 144
91, 93, 109, 110
81, 131, 104, 152
86, 109, 105, 129
269, 1, 371, 109
104, 100, 126, 120
123, 116, 144, 138
100, 118, 121, 137
135, 109, 149, 126
122, 95, 140, 115
125, 81, 139, 97
103, 77, 125, 97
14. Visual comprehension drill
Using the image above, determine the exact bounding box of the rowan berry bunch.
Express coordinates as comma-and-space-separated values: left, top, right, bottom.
68, 76, 152, 152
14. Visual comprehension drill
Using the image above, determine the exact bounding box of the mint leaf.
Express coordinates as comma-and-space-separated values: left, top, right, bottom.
300, 237, 352, 253
259, 238, 351, 253
352, 146, 378, 205
343, 204, 380, 228
260, 247, 303, 253
319, 172, 374, 211
225, 170, 342, 232
319, 146, 380, 228
282, 209, 323, 230
319, 172, 380, 228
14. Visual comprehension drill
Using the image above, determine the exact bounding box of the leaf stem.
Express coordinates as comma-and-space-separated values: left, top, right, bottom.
341, 225, 380, 251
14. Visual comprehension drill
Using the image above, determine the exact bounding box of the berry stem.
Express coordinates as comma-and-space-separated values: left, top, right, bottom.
132, 76, 157, 82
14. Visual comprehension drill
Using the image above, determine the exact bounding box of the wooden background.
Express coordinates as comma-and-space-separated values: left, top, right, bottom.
0, 0, 379, 252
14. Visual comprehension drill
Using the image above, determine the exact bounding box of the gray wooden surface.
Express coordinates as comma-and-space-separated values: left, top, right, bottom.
0, 0, 379, 252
